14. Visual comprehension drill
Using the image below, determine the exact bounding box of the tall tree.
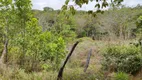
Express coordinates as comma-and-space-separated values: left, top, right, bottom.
14, 0, 32, 65
0, 0, 13, 64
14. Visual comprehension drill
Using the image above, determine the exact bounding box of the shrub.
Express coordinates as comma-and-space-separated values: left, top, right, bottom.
114, 72, 129, 80
102, 45, 142, 75
8, 18, 66, 71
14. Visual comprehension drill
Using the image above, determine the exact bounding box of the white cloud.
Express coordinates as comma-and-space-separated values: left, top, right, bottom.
32, 0, 65, 10
122, 0, 142, 7
32, 0, 142, 10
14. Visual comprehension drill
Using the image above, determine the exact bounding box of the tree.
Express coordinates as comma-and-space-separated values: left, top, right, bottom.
9, 0, 66, 71
64, 0, 124, 15
0, 0, 13, 64
35, 10, 56, 31
43, 7, 54, 11
136, 16, 142, 38
52, 11, 77, 41
19, 18, 66, 71
0, 0, 67, 72
13, 0, 33, 66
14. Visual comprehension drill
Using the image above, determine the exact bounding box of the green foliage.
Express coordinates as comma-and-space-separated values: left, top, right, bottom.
114, 72, 129, 80
15, 0, 32, 20
34, 6, 142, 40
9, 18, 66, 71
52, 11, 77, 41
1, 0, 142, 79
64, 0, 123, 15
95, 7, 142, 39
102, 45, 142, 75
0, 0, 67, 72
136, 16, 142, 37
43, 7, 54, 12
39, 32, 66, 70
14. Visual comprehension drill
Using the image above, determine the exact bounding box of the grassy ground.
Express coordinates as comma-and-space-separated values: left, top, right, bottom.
0, 37, 142, 80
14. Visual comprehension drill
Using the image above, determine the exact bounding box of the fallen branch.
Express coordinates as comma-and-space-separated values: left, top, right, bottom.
57, 41, 79, 80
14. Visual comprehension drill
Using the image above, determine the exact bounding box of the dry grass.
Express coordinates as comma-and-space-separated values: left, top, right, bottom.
0, 37, 141, 80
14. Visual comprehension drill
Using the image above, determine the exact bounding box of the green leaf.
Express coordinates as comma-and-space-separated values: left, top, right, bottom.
87, 10, 93, 14
65, 0, 69, 5
62, 5, 67, 10
70, 6, 76, 15
95, 3, 100, 8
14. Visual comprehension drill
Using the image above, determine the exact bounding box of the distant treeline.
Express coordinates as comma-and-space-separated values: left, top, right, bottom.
33, 5, 142, 40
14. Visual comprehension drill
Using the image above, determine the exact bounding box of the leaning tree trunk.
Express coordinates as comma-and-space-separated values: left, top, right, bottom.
57, 41, 79, 80
0, 38, 8, 64
0, 18, 9, 65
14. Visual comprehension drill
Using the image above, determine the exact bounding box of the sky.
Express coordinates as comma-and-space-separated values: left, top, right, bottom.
32, 0, 142, 11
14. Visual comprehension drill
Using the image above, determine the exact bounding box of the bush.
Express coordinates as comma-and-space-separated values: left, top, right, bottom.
102, 45, 142, 75
8, 18, 66, 71
114, 72, 129, 80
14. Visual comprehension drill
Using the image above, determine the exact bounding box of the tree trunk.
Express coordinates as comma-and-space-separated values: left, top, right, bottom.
57, 41, 79, 80
0, 38, 8, 64
84, 49, 92, 72
119, 26, 123, 39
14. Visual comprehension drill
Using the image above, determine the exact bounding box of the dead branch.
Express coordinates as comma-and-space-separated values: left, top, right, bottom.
57, 41, 79, 80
